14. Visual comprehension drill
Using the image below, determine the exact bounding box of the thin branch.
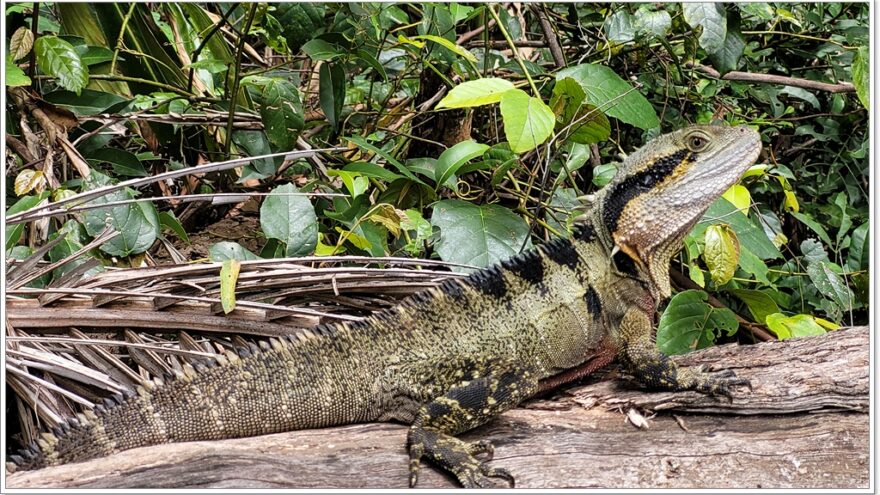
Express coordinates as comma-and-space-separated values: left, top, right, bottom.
529, 4, 565, 68
687, 62, 856, 93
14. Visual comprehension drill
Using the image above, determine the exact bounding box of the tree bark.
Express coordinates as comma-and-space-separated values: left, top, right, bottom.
7, 327, 869, 489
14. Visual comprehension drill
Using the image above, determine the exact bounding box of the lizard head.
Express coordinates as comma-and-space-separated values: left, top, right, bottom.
595, 125, 762, 299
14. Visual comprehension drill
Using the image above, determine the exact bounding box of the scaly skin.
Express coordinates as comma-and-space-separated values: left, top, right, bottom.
9, 125, 761, 488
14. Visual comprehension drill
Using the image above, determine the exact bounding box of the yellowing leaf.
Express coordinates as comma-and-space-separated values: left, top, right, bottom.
10, 26, 34, 61
220, 259, 241, 314
436, 78, 515, 109
369, 205, 402, 237
783, 190, 800, 213
721, 184, 751, 214
335, 227, 372, 250
411, 34, 477, 62
703, 224, 740, 285
813, 317, 841, 331
397, 34, 425, 48
741, 164, 769, 178
765, 313, 826, 340
14, 169, 46, 196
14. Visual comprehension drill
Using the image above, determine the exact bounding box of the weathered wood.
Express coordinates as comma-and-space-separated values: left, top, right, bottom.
7, 327, 869, 489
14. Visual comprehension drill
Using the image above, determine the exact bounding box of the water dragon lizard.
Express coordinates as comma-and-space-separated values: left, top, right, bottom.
8, 124, 762, 487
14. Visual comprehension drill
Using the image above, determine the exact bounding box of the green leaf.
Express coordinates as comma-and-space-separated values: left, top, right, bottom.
556, 64, 660, 130
43, 89, 128, 116
592, 163, 618, 187
728, 289, 780, 324
737, 246, 770, 285
34, 35, 89, 94
709, 14, 744, 74
696, 197, 781, 260
343, 161, 405, 182
852, 46, 869, 111
738, 3, 774, 21
77, 45, 115, 66
5, 194, 47, 251
682, 3, 728, 54
5, 57, 31, 87
435, 140, 489, 189
410, 34, 477, 62
765, 313, 826, 340
87, 148, 147, 177
846, 222, 869, 271
703, 224, 740, 285
301, 39, 340, 61
219, 259, 241, 314
634, 8, 672, 37
657, 290, 739, 355
807, 261, 855, 311
721, 184, 750, 214
345, 135, 428, 186
327, 169, 369, 198
80, 172, 159, 258
209, 241, 261, 261
233, 130, 277, 179
499, 89, 555, 153
260, 78, 304, 150
436, 78, 515, 109
430, 199, 530, 271
550, 77, 611, 144
158, 210, 189, 244
260, 183, 318, 257
355, 48, 387, 81
790, 211, 834, 248
604, 10, 636, 44
319, 62, 345, 132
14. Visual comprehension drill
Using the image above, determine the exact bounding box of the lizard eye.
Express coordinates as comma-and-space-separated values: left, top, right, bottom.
686, 132, 710, 152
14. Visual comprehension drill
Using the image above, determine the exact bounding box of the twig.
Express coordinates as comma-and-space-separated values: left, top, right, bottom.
224, 3, 258, 158
687, 62, 856, 93
529, 5, 565, 68
187, 3, 238, 93
456, 19, 496, 45
487, 5, 540, 97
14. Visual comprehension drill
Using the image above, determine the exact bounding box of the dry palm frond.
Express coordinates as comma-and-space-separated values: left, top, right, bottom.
5, 254, 471, 449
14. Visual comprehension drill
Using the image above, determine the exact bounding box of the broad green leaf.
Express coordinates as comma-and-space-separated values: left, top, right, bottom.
261, 78, 304, 150
696, 197, 781, 260
435, 140, 489, 188
550, 77, 611, 144
233, 130, 277, 179
77, 45, 114, 66
499, 89, 555, 153
411, 34, 477, 62
728, 289, 779, 324
709, 15, 744, 74
401, 208, 432, 256
852, 46, 869, 111
34, 35, 89, 94
545, 188, 580, 236
220, 259, 241, 314
5, 57, 31, 87
10, 26, 34, 61
807, 261, 855, 311
557, 64, 660, 130
765, 313, 826, 340
430, 199, 530, 271
209, 241, 261, 261
301, 39, 340, 61
738, 3, 774, 21
87, 148, 146, 177
605, 10, 636, 43
260, 183, 318, 257
721, 184, 750, 214
345, 135, 428, 186
80, 173, 159, 257
327, 169, 369, 198
436, 78, 515, 109
634, 8, 672, 37
682, 3, 727, 54
319, 62, 345, 132
592, 163, 618, 187
800, 238, 829, 264
737, 246, 770, 285
355, 48, 387, 81
657, 290, 739, 355
703, 224, 739, 285
14, 170, 46, 196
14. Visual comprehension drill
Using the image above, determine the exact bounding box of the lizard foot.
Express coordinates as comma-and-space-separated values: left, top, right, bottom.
408, 426, 514, 488
683, 367, 751, 398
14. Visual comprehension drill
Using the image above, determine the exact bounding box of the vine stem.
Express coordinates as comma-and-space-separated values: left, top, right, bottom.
110, 3, 137, 75
224, 3, 258, 158
487, 4, 539, 97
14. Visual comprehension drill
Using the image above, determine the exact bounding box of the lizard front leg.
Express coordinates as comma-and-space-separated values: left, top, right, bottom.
407, 362, 539, 488
617, 307, 750, 396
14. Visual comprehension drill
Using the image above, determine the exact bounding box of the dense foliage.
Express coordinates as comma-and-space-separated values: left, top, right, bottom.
4, 3, 870, 351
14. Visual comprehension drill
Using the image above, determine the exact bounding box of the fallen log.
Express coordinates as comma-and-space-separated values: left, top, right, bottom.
7, 327, 869, 489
